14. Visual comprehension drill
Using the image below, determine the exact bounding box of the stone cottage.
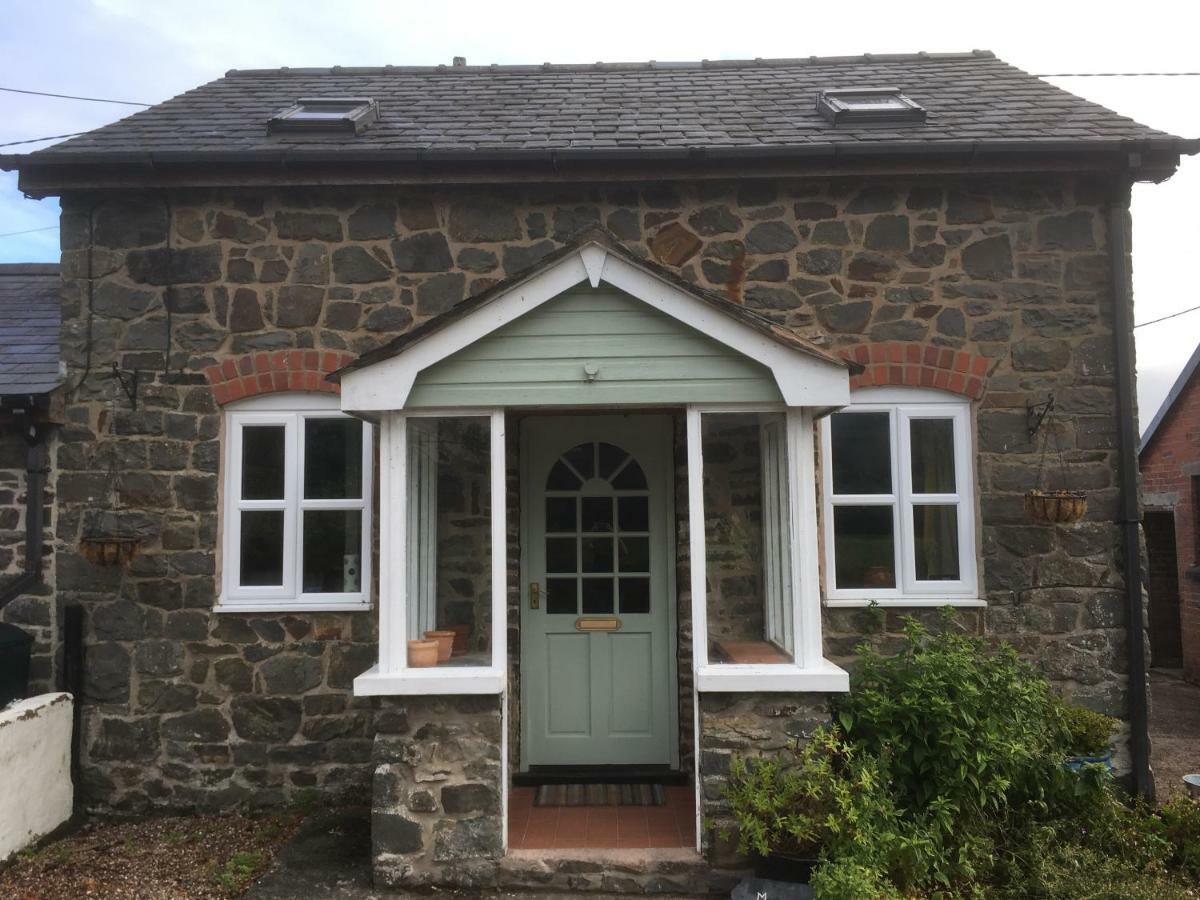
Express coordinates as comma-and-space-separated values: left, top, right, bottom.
1141, 340, 1200, 678
1, 50, 1196, 892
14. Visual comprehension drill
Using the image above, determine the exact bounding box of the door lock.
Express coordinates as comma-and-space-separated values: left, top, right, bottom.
529, 582, 540, 609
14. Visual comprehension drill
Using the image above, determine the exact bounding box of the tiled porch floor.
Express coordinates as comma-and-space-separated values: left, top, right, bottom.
508, 785, 696, 849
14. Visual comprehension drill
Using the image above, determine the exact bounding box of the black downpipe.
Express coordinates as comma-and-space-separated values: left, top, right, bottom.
1108, 183, 1152, 800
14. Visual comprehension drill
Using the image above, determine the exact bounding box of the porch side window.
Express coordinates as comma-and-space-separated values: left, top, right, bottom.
700, 411, 796, 665
822, 388, 977, 604
404, 415, 493, 668
220, 393, 372, 611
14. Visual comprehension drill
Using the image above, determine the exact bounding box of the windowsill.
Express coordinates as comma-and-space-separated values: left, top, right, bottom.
214, 599, 372, 614
823, 597, 986, 608
695, 660, 850, 693
353, 663, 504, 696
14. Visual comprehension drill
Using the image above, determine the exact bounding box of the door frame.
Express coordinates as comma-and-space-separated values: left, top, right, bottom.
518, 412, 680, 773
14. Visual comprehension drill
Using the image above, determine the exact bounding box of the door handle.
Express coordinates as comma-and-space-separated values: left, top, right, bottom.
529, 582, 540, 610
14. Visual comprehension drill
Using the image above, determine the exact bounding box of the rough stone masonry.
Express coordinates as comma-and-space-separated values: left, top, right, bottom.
40, 172, 1134, 885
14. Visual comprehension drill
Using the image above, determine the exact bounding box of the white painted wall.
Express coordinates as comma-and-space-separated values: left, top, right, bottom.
0, 693, 73, 861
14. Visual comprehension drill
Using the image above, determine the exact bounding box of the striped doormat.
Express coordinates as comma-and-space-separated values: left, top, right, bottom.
533, 783, 666, 807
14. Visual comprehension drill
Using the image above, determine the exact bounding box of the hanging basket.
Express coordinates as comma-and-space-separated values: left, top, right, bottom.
79, 536, 141, 567
1024, 489, 1088, 525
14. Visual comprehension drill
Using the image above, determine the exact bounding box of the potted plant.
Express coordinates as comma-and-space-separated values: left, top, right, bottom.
1025, 489, 1088, 525
1055, 701, 1117, 772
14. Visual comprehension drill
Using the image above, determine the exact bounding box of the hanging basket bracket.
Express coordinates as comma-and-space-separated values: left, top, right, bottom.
1026, 393, 1054, 442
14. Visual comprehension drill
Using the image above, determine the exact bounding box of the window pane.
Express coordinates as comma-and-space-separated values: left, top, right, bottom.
702, 412, 794, 664
546, 497, 576, 532
242, 425, 285, 500
546, 537, 576, 573
910, 418, 956, 494
913, 505, 961, 581
618, 496, 649, 532
240, 510, 284, 586
581, 497, 614, 533
546, 578, 577, 614
833, 505, 896, 589
619, 577, 650, 614
547, 580, 578, 619
582, 578, 614, 614
830, 412, 892, 495
304, 417, 364, 499
303, 510, 362, 593
581, 537, 613, 573
618, 537, 649, 573
405, 416, 492, 666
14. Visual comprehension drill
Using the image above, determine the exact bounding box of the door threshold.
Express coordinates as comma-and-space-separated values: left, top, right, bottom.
514, 765, 688, 786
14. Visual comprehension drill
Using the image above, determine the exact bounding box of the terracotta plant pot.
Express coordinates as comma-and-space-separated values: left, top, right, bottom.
407, 639, 439, 668
425, 630, 455, 662
1024, 489, 1087, 524
448, 624, 471, 657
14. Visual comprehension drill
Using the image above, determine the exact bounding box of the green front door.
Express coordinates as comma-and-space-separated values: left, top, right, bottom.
520, 415, 676, 768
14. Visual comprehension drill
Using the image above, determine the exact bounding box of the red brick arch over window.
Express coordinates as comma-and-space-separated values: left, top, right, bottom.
204, 350, 357, 406
835, 342, 993, 401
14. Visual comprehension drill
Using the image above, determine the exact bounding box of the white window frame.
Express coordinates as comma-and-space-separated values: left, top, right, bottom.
687, 403, 849, 693
821, 387, 981, 607
354, 408, 507, 696
217, 393, 373, 613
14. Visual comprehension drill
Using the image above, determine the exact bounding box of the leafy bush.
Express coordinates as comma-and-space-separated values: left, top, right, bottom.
1160, 793, 1200, 879
1052, 699, 1118, 757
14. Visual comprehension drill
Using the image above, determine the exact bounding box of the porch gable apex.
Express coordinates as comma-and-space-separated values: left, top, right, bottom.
335, 231, 854, 411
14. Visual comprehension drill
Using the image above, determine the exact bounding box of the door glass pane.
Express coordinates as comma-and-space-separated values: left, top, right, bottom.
618, 496, 649, 532
546, 538, 576, 573
611, 459, 647, 489
546, 497, 576, 532
547, 460, 581, 490
546, 578, 577, 614
581, 497, 614, 533
240, 510, 284, 586
563, 443, 594, 479
913, 505, 961, 581
302, 510, 362, 593
405, 416, 492, 666
242, 425, 285, 499
304, 417, 363, 499
619, 577, 650, 614
833, 505, 896, 588
597, 442, 627, 479
830, 412, 892, 495
910, 418, 957, 494
581, 537, 613, 573
582, 578, 614, 614
618, 537, 649, 573
702, 412, 794, 664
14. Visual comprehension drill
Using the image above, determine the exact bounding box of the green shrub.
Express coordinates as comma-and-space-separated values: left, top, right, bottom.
809, 859, 903, 900
1160, 794, 1200, 878
1052, 699, 1118, 756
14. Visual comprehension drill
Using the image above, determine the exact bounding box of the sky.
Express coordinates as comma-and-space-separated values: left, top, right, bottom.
1, 0, 1197, 432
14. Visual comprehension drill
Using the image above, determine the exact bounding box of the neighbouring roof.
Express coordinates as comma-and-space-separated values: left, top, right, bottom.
332, 227, 860, 380
5, 51, 1196, 171
0, 264, 61, 396
1141, 340, 1200, 454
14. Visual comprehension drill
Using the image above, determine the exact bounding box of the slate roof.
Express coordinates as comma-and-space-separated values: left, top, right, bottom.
0, 264, 61, 396
7, 52, 1195, 168
1140, 340, 1200, 453
332, 227, 861, 380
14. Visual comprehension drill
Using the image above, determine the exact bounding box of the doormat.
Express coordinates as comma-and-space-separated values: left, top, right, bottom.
533, 783, 666, 807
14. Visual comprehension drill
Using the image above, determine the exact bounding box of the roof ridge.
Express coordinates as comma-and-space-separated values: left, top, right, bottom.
224, 50, 997, 77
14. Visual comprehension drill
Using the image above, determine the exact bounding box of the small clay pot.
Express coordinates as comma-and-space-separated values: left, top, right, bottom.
407, 639, 439, 668
425, 630, 455, 662
448, 624, 471, 656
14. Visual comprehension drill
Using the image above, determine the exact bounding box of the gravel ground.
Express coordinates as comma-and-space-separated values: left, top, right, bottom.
1150, 668, 1200, 801
0, 810, 303, 900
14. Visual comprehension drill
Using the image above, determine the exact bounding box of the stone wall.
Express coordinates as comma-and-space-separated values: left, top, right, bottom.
0, 427, 56, 695
49, 174, 1135, 865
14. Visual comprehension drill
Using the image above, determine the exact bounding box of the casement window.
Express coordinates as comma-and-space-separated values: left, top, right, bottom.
821, 387, 980, 606
218, 393, 373, 612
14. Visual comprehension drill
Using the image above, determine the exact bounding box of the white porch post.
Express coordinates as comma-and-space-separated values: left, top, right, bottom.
685, 406, 709, 670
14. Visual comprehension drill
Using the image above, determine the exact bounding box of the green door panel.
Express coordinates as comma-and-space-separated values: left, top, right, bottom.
408, 286, 782, 408
520, 415, 676, 768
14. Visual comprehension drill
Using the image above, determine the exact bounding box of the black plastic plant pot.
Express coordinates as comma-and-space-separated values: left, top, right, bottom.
0, 622, 33, 707
754, 853, 820, 884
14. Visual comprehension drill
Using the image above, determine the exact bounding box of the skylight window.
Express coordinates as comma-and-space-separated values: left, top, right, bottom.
815, 88, 926, 126
268, 98, 379, 134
